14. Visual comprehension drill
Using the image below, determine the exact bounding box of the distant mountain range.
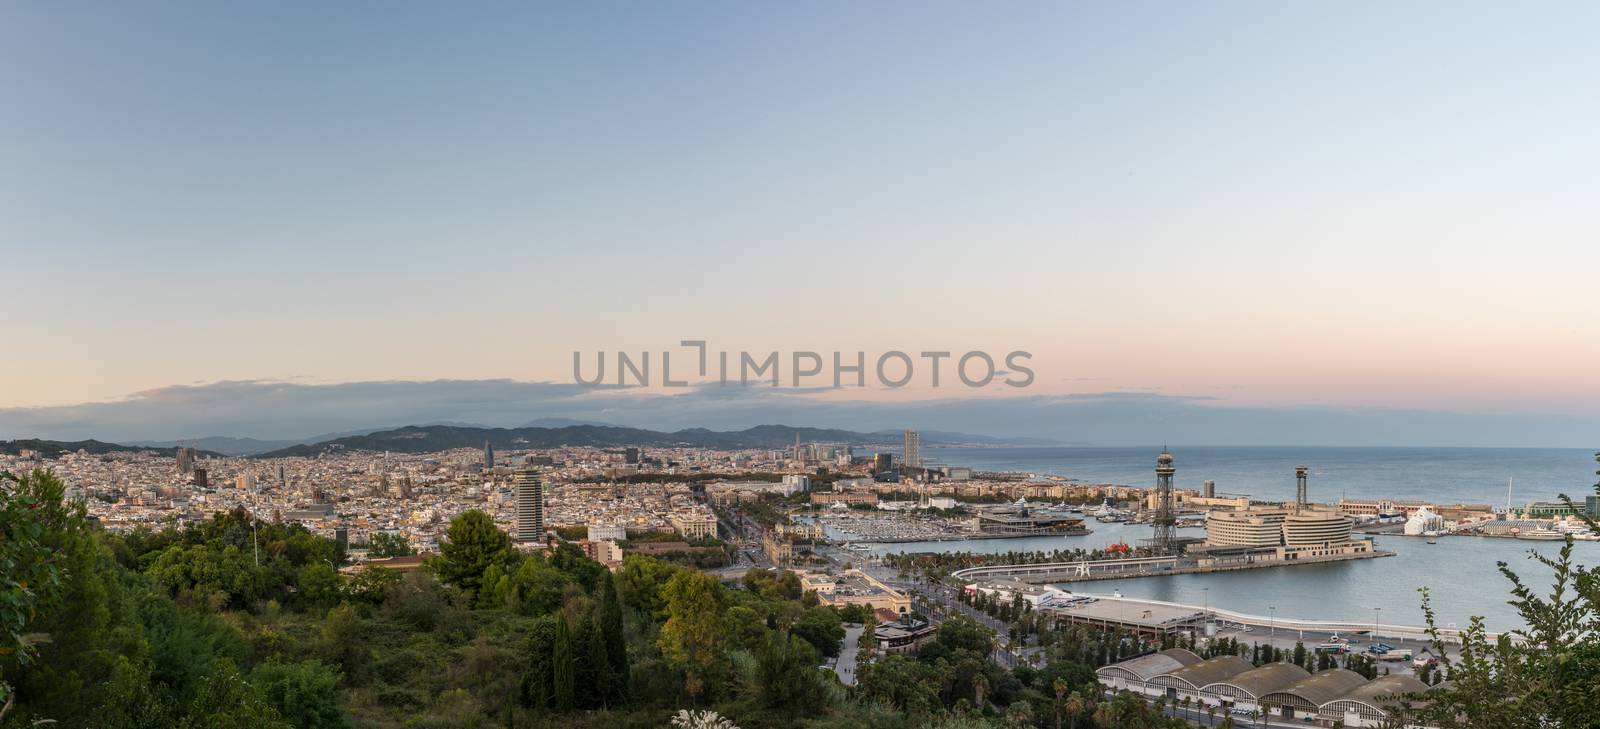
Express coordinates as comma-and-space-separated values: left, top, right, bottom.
251, 423, 1052, 458
7, 423, 1054, 460
0, 438, 222, 459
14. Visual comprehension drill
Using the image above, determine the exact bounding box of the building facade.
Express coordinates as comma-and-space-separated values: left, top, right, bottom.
514, 468, 544, 542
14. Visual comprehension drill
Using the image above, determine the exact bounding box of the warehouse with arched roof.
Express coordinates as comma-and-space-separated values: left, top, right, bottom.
1094, 648, 1201, 693
1199, 662, 1309, 708
1257, 668, 1367, 720
1319, 674, 1429, 727
1145, 654, 1253, 698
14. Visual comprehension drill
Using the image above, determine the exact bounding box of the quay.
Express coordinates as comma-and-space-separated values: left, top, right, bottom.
1051, 592, 1518, 647
949, 548, 1393, 584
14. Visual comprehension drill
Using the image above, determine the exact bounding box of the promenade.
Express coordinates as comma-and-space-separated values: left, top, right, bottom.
950, 550, 1393, 584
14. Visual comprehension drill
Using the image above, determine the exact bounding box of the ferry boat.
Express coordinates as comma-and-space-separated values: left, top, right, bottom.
1517, 528, 1565, 541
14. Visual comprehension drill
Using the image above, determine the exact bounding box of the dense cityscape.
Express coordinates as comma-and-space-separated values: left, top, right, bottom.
3, 429, 1598, 727
9, 3, 1600, 728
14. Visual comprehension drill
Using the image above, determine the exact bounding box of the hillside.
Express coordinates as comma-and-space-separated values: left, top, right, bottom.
252, 423, 1037, 458
0, 438, 221, 458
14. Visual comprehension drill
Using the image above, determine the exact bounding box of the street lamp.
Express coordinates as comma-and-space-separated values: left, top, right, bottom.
1374, 607, 1382, 643
1269, 605, 1276, 641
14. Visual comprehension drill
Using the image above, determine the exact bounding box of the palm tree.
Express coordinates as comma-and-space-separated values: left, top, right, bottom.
973, 671, 990, 708
1064, 690, 1085, 729
1206, 704, 1216, 725
1052, 678, 1069, 729
1180, 695, 1192, 720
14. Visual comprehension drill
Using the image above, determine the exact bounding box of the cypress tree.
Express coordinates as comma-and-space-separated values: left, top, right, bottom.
522, 615, 558, 709
585, 615, 612, 709
599, 572, 630, 701
553, 615, 576, 711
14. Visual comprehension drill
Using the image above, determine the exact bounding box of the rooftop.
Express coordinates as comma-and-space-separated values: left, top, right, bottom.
1156, 655, 1254, 689
1095, 648, 1202, 681
1047, 598, 1204, 629
1202, 662, 1310, 698
1258, 668, 1368, 707
1326, 674, 1429, 711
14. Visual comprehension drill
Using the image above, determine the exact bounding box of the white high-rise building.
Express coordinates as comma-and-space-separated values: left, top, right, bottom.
903, 430, 921, 468
514, 467, 544, 542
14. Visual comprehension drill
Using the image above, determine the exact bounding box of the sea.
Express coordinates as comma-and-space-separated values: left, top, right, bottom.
865, 446, 1600, 632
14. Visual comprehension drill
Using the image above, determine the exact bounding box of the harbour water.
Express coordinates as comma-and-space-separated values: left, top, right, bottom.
865, 521, 1596, 632
866, 446, 1600, 632
923, 445, 1596, 506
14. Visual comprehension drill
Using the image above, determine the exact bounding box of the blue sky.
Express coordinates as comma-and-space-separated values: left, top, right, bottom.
4, 2, 1598, 440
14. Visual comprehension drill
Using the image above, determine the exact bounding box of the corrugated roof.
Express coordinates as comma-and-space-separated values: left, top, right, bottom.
1095, 648, 1202, 681
1330, 674, 1429, 708
1158, 654, 1253, 688
1203, 662, 1310, 697
1259, 668, 1368, 707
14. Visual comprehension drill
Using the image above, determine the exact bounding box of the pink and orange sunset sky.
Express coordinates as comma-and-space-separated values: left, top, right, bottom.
4, 2, 1598, 442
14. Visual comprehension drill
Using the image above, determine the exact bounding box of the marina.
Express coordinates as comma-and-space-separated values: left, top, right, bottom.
868, 520, 1598, 632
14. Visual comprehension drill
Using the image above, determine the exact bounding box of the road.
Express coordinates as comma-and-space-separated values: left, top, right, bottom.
835, 624, 864, 685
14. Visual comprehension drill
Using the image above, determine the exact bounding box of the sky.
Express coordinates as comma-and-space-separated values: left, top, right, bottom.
4, 2, 1598, 443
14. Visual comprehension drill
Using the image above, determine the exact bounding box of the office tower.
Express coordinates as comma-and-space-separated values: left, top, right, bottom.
514, 467, 545, 542
873, 452, 893, 474
624, 447, 640, 464
1203, 479, 1215, 498
1151, 448, 1177, 555
1295, 466, 1309, 512
278, 463, 288, 490
237, 472, 255, 491
793, 433, 803, 462
175, 447, 196, 474
484, 441, 494, 469
193, 468, 208, 489
903, 430, 921, 468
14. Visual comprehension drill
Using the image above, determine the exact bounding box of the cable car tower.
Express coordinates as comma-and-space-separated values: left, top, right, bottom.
1151, 448, 1177, 555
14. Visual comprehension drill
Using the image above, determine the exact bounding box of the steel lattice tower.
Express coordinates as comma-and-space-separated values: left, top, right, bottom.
1295, 466, 1309, 513
1152, 448, 1177, 555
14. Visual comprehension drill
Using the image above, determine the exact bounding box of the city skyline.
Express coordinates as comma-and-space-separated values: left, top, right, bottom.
7, 2, 1600, 425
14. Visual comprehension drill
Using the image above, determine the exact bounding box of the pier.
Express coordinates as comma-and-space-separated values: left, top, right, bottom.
949, 548, 1393, 584
1053, 592, 1517, 646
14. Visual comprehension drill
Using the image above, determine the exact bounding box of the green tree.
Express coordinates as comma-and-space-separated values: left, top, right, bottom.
521, 615, 559, 709
182, 658, 290, 729
657, 569, 724, 703
1403, 532, 1600, 729
552, 614, 576, 711
365, 532, 413, 559
598, 571, 630, 702
794, 605, 846, 657
429, 510, 513, 597
2, 469, 126, 721
508, 557, 569, 615
579, 615, 612, 708
755, 631, 825, 712
252, 660, 348, 729
855, 654, 942, 715
296, 562, 341, 609
476, 563, 509, 610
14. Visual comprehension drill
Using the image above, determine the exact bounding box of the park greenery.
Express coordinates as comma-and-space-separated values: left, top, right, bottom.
6, 458, 1598, 728
0, 468, 1176, 729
